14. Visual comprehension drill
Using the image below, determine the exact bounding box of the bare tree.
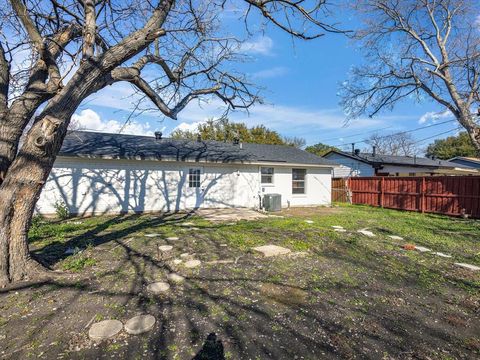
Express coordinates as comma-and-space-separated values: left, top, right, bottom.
340, 0, 480, 154
365, 132, 418, 156
0, 0, 339, 285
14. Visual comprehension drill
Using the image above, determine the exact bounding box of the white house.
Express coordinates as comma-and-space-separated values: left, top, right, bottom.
36, 131, 335, 216
323, 149, 477, 178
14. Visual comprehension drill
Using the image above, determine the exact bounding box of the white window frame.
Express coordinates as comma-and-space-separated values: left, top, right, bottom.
188, 168, 202, 188
292, 168, 307, 195
260, 167, 275, 185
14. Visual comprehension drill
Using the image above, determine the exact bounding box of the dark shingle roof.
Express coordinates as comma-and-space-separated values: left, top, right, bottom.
324, 150, 473, 169
60, 131, 335, 166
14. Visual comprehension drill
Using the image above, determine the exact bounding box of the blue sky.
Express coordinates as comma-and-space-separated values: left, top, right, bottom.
73, 8, 461, 154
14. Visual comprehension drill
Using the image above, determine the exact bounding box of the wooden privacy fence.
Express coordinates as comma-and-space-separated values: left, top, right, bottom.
347, 176, 480, 218
331, 178, 350, 203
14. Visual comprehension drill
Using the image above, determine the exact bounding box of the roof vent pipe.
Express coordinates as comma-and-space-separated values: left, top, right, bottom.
372, 146, 376, 157
351, 143, 355, 155
354, 149, 361, 156
154, 131, 162, 140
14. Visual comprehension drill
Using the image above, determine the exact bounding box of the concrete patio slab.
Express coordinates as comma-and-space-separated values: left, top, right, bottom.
253, 245, 291, 257
195, 208, 268, 222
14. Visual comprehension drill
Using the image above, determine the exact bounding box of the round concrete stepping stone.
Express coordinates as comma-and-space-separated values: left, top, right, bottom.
304, 220, 314, 224
147, 281, 170, 294
124, 315, 156, 335
88, 320, 123, 341
184, 259, 201, 268
357, 229, 375, 237
388, 235, 404, 240
180, 253, 190, 258
253, 245, 291, 257
173, 259, 182, 265
334, 228, 347, 232
331, 226, 344, 229
414, 246, 431, 252
166, 237, 179, 241
145, 233, 161, 238
454, 263, 480, 271
158, 245, 173, 252
433, 252, 452, 258
167, 273, 185, 283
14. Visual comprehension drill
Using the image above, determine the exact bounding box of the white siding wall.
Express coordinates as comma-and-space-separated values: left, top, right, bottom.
36, 157, 332, 215
261, 166, 332, 207
323, 153, 375, 178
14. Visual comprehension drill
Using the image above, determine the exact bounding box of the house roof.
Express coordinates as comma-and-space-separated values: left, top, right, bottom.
449, 156, 480, 165
59, 131, 335, 167
323, 150, 474, 169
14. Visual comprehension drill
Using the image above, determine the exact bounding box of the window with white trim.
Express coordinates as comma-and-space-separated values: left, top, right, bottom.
188, 168, 201, 188
261, 167, 274, 184
292, 168, 306, 194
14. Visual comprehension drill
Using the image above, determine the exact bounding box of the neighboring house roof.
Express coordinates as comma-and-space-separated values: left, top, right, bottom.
449, 156, 480, 166
60, 131, 335, 167
323, 150, 474, 170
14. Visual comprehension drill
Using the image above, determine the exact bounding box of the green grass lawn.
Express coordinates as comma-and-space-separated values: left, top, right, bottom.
0, 204, 478, 359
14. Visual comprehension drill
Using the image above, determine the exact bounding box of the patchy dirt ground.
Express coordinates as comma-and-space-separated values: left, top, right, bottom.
0, 205, 479, 359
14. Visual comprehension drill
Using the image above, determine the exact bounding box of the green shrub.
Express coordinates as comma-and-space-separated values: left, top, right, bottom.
53, 200, 70, 220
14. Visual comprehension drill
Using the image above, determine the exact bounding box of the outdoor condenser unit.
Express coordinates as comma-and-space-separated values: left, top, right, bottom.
263, 193, 282, 212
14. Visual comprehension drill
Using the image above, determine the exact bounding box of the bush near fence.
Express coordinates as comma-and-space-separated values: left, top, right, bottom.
345, 176, 480, 219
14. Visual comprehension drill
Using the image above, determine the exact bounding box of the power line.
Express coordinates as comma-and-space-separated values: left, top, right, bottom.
317, 125, 394, 142
412, 127, 461, 145
330, 118, 456, 147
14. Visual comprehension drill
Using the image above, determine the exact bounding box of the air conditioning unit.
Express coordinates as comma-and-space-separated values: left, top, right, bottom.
263, 193, 282, 212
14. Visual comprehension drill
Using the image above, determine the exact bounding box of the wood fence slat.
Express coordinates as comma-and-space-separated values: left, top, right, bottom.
346, 176, 480, 219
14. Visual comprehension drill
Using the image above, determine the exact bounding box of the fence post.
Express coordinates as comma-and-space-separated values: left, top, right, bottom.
380, 177, 384, 208
420, 177, 425, 213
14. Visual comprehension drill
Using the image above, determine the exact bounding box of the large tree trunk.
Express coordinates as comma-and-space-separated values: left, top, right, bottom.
457, 108, 480, 156
0, 63, 104, 286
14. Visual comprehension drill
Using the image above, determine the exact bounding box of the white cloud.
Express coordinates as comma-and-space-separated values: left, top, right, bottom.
72, 109, 156, 136
171, 120, 206, 133
239, 36, 274, 56
419, 110, 452, 124
252, 66, 288, 79
167, 98, 393, 144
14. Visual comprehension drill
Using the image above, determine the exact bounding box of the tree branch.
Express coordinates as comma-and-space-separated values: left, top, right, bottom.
9, 0, 44, 51
82, 0, 96, 59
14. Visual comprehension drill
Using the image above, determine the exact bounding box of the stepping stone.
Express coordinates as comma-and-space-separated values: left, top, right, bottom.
334, 228, 347, 232
166, 237, 179, 241
124, 315, 156, 335
304, 220, 314, 224
415, 246, 431, 252
173, 259, 182, 265
184, 259, 201, 268
180, 253, 190, 258
145, 233, 161, 238
158, 245, 173, 252
332, 226, 344, 229
180, 222, 195, 227
190, 227, 200, 231
167, 273, 185, 283
147, 282, 170, 294
220, 244, 228, 247
357, 229, 375, 237
454, 263, 480, 271
388, 235, 404, 240
206, 259, 234, 265
433, 252, 452, 258
88, 320, 123, 341
253, 245, 291, 257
